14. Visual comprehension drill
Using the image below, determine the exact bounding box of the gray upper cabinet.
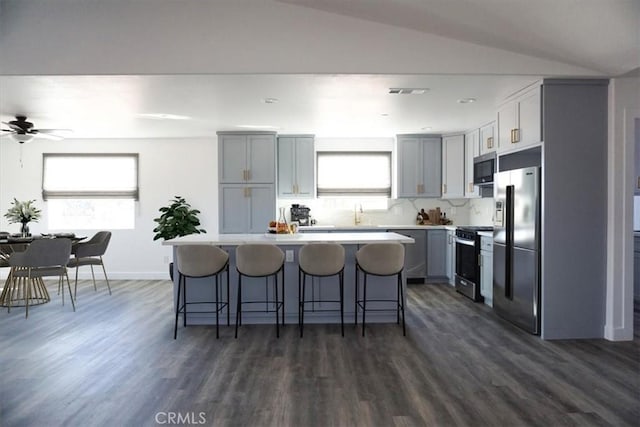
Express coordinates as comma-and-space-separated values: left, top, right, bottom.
441, 134, 465, 199
397, 135, 442, 198
497, 84, 542, 152
218, 132, 276, 233
219, 132, 276, 184
277, 135, 315, 198
464, 129, 480, 198
479, 121, 496, 155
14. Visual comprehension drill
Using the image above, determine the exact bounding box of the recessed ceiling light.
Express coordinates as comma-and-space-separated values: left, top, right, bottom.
389, 88, 430, 95
138, 113, 191, 120
421, 126, 432, 131
457, 98, 477, 104
381, 113, 389, 117
236, 124, 280, 130
262, 98, 279, 104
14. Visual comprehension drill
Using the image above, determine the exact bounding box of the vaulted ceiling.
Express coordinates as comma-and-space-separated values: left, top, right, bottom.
0, 0, 637, 139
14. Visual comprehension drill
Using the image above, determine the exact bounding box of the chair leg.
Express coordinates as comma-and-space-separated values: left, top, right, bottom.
235, 274, 242, 338
362, 273, 367, 337
74, 266, 79, 300
25, 271, 32, 318
173, 273, 182, 339
183, 275, 187, 328
281, 265, 285, 327
90, 265, 97, 291
65, 272, 76, 312
298, 268, 302, 331
100, 258, 112, 295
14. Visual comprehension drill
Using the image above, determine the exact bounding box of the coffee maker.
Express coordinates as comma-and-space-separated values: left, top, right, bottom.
290, 204, 311, 226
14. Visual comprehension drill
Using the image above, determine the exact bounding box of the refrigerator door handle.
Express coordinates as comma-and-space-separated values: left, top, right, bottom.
505, 184, 514, 300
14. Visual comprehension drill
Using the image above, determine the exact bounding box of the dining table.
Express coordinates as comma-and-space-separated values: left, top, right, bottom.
0, 233, 86, 308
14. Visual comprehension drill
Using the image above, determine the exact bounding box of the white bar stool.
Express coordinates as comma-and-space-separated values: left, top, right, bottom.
355, 242, 406, 336
235, 244, 285, 338
174, 245, 229, 339
298, 243, 345, 337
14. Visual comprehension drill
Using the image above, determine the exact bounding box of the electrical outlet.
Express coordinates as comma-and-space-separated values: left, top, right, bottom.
286, 250, 294, 263
163, 256, 170, 264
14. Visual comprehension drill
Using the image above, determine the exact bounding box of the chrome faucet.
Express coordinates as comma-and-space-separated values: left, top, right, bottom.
354, 204, 363, 225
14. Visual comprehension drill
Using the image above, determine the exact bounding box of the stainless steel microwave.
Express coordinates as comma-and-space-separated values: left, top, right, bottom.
473, 152, 496, 186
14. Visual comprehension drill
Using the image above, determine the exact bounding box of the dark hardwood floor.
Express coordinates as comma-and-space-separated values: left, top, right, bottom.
0, 280, 638, 427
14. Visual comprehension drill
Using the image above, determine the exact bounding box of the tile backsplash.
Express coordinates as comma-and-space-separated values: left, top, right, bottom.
278, 197, 494, 227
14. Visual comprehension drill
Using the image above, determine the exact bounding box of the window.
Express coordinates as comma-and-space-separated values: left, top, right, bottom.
316, 152, 391, 197
42, 154, 138, 230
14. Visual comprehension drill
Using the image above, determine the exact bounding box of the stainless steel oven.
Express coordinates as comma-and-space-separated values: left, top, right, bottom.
455, 226, 492, 302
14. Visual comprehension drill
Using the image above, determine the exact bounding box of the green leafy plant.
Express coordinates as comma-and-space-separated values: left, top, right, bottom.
4, 198, 42, 223
153, 196, 206, 241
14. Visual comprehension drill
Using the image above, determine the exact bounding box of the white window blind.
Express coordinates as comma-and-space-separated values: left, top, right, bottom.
317, 152, 391, 197
42, 153, 139, 200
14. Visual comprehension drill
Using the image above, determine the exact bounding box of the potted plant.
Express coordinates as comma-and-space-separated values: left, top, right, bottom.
153, 196, 206, 279
4, 198, 42, 237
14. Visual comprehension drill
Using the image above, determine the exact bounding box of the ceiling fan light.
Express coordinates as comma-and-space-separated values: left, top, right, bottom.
11, 133, 35, 143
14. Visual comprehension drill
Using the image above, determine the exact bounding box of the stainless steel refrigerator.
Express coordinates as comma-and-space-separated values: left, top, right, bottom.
493, 166, 541, 334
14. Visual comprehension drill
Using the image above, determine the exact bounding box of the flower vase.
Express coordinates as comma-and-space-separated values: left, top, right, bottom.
20, 221, 30, 237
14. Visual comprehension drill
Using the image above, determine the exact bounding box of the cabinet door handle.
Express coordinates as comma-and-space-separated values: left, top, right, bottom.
243, 170, 247, 181
512, 128, 520, 143
487, 136, 493, 149
246, 187, 251, 197
442, 184, 447, 194
247, 169, 251, 181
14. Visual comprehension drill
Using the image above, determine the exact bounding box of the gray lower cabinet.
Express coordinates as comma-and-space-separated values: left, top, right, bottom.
277, 135, 315, 198
397, 135, 442, 198
427, 229, 447, 279
480, 235, 493, 306
635, 236, 640, 298
446, 229, 456, 285
219, 184, 275, 233
393, 229, 427, 280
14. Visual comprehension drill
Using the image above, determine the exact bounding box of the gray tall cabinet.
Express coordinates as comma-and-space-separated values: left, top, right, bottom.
218, 132, 276, 233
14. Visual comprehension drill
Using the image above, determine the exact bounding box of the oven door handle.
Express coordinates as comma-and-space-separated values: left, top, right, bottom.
455, 238, 476, 247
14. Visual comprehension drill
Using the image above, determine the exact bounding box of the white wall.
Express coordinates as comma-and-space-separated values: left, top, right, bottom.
606, 75, 640, 340
0, 137, 218, 279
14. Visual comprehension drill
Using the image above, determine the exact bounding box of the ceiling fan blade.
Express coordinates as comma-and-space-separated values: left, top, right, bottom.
36, 133, 65, 141
34, 128, 72, 133
1, 128, 14, 132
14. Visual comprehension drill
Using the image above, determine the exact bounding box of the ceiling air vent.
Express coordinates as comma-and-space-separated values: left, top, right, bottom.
388, 88, 430, 95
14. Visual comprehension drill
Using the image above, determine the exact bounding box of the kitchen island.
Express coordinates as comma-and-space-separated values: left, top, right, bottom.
163, 232, 414, 326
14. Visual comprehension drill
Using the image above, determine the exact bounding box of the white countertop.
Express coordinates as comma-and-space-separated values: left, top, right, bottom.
300, 225, 457, 231
163, 231, 415, 246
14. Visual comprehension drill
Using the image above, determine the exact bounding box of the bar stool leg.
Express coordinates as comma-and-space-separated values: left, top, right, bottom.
362, 272, 367, 337
226, 265, 230, 326
399, 272, 406, 336
274, 273, 280, 338
215, 274, 220, 339
235, 274, 242, 338
174, 273, 182, 339
300, 271, 306, 337
281, 266, 285, 327
340, 270, 344, 337
354, 265, 359, 325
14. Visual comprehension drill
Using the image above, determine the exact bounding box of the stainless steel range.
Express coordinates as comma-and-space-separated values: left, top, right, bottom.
455, 226, 493, 302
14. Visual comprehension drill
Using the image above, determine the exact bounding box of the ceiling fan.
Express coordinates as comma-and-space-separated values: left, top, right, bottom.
1, 115, 71, 143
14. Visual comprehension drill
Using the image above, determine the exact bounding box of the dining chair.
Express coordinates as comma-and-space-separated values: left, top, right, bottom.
67, 231, 112, 299
7, 238, 75, 317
